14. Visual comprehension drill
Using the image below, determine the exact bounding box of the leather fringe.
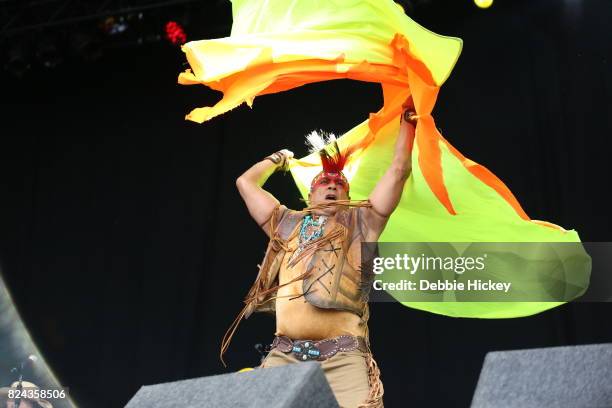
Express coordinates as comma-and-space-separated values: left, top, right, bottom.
220, 200, 373, 365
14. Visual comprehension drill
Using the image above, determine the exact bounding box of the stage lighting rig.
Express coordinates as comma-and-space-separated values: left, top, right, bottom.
101, 16, 129, 36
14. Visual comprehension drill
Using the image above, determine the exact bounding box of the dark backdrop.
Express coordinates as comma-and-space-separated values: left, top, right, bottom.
1, 0, 611, 407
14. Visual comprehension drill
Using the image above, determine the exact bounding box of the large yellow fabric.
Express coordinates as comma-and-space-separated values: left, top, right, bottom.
179, 0, 589, 318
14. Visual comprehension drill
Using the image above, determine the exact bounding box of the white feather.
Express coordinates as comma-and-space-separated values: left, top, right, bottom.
305, 130, 325, 154
305, 130, 337, 154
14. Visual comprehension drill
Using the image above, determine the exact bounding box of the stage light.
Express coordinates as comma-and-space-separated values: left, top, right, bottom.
474, 0, 493, 8
101, 16, 129, 35
164, 21, 187, 45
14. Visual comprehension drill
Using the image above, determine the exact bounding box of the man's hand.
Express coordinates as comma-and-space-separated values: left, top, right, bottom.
264, 149, 294, 172
277, 149, 294, 171
279, 149, 294, 159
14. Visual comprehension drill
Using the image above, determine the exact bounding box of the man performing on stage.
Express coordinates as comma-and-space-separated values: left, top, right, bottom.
181, 1, 589, 406
226, 101, 417, 408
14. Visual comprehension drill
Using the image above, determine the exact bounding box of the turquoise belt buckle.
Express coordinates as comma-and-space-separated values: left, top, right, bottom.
292, 341, 321, 361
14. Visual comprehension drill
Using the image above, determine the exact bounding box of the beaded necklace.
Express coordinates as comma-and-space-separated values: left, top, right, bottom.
288, 214, 327, 264
299, 214, 328, 244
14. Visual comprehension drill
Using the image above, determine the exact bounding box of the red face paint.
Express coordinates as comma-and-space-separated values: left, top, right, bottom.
310, 171, 350, 192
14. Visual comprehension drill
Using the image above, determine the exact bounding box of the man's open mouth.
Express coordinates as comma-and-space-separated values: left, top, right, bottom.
325, 194, 337, 200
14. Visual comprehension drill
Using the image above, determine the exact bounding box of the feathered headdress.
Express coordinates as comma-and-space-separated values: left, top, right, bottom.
305, 130, 351, 191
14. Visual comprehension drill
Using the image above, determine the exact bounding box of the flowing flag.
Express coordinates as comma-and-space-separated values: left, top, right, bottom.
179, 0, 590, 318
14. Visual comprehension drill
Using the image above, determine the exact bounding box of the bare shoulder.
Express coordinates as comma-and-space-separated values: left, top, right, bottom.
260, 204, 292, 238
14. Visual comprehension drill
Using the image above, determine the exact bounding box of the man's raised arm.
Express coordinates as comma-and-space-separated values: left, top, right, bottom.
363, 99, 417, 240
236, 149, 293, 236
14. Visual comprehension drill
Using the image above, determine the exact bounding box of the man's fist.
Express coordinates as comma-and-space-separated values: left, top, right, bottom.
279, 149, 294, 160
264, 149, 294, 172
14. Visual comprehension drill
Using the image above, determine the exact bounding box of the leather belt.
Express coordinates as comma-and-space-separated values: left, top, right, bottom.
270, 335, 368, 362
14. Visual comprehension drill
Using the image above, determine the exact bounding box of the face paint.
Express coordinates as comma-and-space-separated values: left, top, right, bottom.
310, 171, 350, 193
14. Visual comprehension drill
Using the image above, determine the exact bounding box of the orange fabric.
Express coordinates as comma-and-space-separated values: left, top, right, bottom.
180, 31, 544, 220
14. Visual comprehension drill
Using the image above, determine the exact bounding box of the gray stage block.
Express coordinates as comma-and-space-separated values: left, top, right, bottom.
471, 343, 612, 408
125, 362, 339, 408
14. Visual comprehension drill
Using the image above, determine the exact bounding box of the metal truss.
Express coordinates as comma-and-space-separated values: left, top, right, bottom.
0, 0, 205, 37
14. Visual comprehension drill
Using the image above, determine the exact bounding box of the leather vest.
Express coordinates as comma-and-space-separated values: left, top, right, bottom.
243, 205, 376, 319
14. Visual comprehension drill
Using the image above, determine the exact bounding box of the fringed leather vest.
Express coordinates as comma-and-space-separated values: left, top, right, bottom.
243, 203, 375, 319
220, 201, 376, 363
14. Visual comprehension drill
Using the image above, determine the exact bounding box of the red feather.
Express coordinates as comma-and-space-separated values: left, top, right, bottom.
319, 141, 347, 174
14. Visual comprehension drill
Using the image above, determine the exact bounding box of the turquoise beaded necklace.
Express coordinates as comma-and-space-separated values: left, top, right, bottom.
287, 214, 328, 265
299, 214, 327, 244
